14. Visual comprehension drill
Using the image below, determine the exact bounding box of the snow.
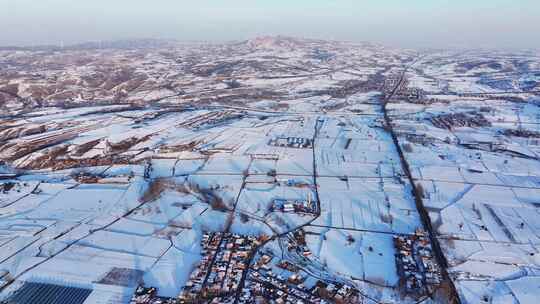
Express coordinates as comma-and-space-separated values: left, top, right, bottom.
1, 44, 540, 303
506, 276, 540, 304
305, 228, 399, 287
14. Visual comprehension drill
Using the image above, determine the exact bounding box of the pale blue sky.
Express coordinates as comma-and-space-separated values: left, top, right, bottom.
1, 0, 538, 48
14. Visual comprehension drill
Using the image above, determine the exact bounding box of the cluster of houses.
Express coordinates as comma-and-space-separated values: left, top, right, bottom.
287, 230, 314, 258
130, 286, 177, 304
239, 251, 360, 304
384, 75, 402, 90
397, 87, 426, 101
178, 232, 260, 303
271, 196, 318, 215
127, 228, 366, 304
394, 229, 442, 297
502, 128, 540, 138
177, 110, 244, 130
429, 112, 491, 130
275, 178, 310, 188
268, 137, 313, 149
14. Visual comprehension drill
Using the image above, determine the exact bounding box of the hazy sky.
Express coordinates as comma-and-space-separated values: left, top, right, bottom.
1, 0, 539, 49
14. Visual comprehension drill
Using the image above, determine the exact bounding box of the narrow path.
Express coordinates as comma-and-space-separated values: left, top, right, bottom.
441, 184, 475, 211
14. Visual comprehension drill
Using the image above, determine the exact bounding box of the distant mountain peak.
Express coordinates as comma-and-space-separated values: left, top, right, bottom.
245, 36, 308, 50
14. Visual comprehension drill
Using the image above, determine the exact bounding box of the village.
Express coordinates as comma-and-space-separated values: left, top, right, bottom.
126, 230, 359, 304
393, 230, 442, 298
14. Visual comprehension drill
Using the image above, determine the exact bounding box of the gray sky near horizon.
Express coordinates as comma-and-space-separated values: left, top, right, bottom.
1, 0, 539, 49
